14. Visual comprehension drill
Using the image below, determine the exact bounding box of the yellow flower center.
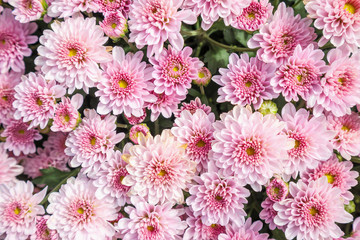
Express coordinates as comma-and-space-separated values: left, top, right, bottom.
296, 75, 303, 82
119, 176, 124, 183
14, 207, 21, 215
118, 80, 128, 89
342, 125, 350, 131
210, 224, 218, 228
111, 23, 117, 29
2, 96, 8, 101
68, 48, 77, 57
77, 207, 84, 214
344, 3, 356, 14
294, 139, 300, 149
158, 170, 167, 177
147, 226, 155, 232
215, 195, 223, 201
247, 12, 255, 19
90, 137, 96, 146
246, 147, 255, 156
18, 130, 25, 135
245, 81, 252, 87
309, 207, 318, 216
196, 140, 206, 147
198, 72, 205, 78
338, 78, 346, 85
36, 98, 43, 106
325, 173, 335, 184
273, 187, 280, 195
1, 39, 5, 45
173, 67, 179, 72
64, 114, 70, 122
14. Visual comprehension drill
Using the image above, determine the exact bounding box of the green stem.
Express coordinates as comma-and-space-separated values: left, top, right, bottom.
200, 85, 205, 96
292, 0, 303, 8
122, 36, 138, 52
116, 123, 128, 128
203, 34, 258, 52
320, 42, 334, 50
155, 119, 159, 135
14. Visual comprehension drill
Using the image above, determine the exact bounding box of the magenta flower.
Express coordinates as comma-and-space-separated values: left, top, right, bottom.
43, 131, 70, 163
94, 0, 131, 15
0, 71, 21, 125
218, 218, 270, 240
248, 2, 316, 65
8, 0, 45, 23
213, 53, 278, 109
100, 12, 128, 39
47, 0, 99, 18
0, 143, 23, 185
174, 97, 212, 118
266, 177, 289, 202
128, 0, 197, 57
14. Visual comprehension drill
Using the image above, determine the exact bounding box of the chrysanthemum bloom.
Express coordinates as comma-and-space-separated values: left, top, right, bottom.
35, 15, 111, 94
118, 196, 187, 240
266, 177, 289, 202
145, 91, 185, 121
248, 2, 316, 65
0, 142, 23, 185
65, 109, 125, 176
174, 97, 212, 118
92, 150, 131, 207
280, 103, 335, 178
100, 12, 128, 40
8, 0, 45, 23
128, 0, 197, 57
13, 73, 66, 129
129, 124, 151, 144
30, 215, 59, 240
231, 0, 273, 32
1, 119, 42, 156
259, 197, 283, 231
193, 67, 212, 87
211, 105, 293, 191
51, 94, 83, 132
172, 109, 215, 173
96, 47, 155, 117
47, 177, 118, 240
301, 154, 359, 204
258, 100, 278, 115
271, 44, 328, 102
0, 9, 37, 73
218, 218, 270, 240
0, 181, 47, 240
125, 108, 147, 125
183, 207, 226, 240
0, 71, 21, 125
150, 46, 203, 96
274, 177, 353, 240
312, 49, 360, 117
122, 130, 196, 205
306, 0, 360, 52
43, 131, 70, 163
47, 0, 99, 18
94, 0, 131, 15
186, 172, 250, 226
327, 112, 360, 160
213, 53, 278, 109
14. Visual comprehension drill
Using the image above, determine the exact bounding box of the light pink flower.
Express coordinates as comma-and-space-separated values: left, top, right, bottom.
352, 217, 360, 238
174, 97, 212, 118
218, 218, 270, 240
47, 176, 118, 240
96, 47, 155, 117
122, 130, 196, 205
94, 0, 131, 15
186, 172, 250, 226
0, 71, 21, 125
327, 112, 360, 160
274, 177, 353, 240
47, 0, 99, 18
172, 109, 215, 174
211, 106, 293, 191
100, 12, 128, 39
1, 119, 42, 156
248, 2, 316, 65
43, 131, 70, 163
8, 0, 45, 23
306, 0, 360, 52
118, 196, 187, 240
301, 154, 359, 204
231, 0, 273, 32
65, 109, 125, 176
13, 73, 66, 129
0, 142, 23, 185
193, 67, 212, 87
0, 181, 47, 240
128, 0, 197, 57
260, 197, 283, 231
213, 53, 278, 109
30, 215, 59, 240
129, 124, 151, 144
150, 46, 203, 96
0, 8, 38, 73
266, 177, 289, 202
35, 14, 111, 93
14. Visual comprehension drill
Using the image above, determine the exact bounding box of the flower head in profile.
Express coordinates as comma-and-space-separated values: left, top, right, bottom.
129, 124, 151, 144
47, 0, 99, 18
100, 12, 128, 39
174, 97, 212, 118
218, 218, 270, 240
8, 0, 45, 23
266, 177, 289, 202
0, 142, 23, 185
0, 71, 21, 125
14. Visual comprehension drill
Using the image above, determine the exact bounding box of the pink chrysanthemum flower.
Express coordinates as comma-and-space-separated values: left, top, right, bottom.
174, 97, 212, 118
0, 181, 47, 240
280, 103, 335, 178
96, 47, 155, 117
327, 112, 360, 160
1, 119, 42, 156
274, 177, 353, 240
312, 49, 360, 117
260, 197, 283, 231
100, 12, 128, 39
248, 2, 316, 65
231, 0, 273, 32
306, 0, 360, 52
271, 44, 327, 102
266, 177, 289, 202
94, 0, 131, 15
193, 67, 212, 87
0, 142, 23, 185
129, 124, 151, 144
92, 150, 131, 207
211, 105, 293, 191
51, 94, 83, 132
301, 154, 359, 204
125, 108, 147, 125
47, 176, 118, 240
186, 172, 250, 226
351, 217, 360, 238
213, 53, 278, 109
150, 46, 203, 96
172, 109, 215, 173
30, 215, 59, 240
47, 0, 99, 18
183, 207, 226, 240
0, 9, 37, 73
65, 109, 125, 176
8, 0, 45, 23
128, 0, 197, 57
43, 131, 70, 163
0, 71, 21, 125
35, 15, 111, 93
145, 91, 185, 121
13, 73, 66, 129
218, 218, 270, 240
118, 196, 187, 240
122, 130, 196, 205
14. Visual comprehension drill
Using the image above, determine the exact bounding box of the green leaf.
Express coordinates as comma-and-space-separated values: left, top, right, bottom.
233, 29, 252, 47
33, 167, 75, 189
271, 228, 287, 240
223, 28, 236, 45
204, 47, 230, 74
188, 88, 202, 98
